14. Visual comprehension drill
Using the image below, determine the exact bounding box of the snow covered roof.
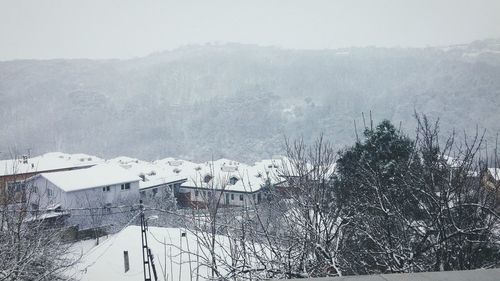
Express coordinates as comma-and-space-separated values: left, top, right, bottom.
108, 157, 190, 190
39, 163, 140, 192
66, 226, 238, 281
0, 152, 103, 177
180, 158, 279, 193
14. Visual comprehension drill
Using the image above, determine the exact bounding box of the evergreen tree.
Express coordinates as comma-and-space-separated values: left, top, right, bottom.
335, 120, 422, 274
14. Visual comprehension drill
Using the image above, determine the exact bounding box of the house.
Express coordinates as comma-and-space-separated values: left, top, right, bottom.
177, 158, 275, 207
0, 152, 102, 202
26, 163, 141, 212
109, 157, 188, 201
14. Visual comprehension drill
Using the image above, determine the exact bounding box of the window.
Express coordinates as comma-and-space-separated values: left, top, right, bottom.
208, 191, 212, 197
239, 194, 244, 201
195, 190, 199, 197
7, 181, 25, 193
32, 186, 38, 194
231, 194, 234, 200
121, 183, 131, 190
103, 186, 110, 192
47, 188, 53, 197
152, 188, 158, 197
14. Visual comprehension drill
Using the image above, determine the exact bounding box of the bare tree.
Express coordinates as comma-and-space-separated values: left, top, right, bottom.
334, 115, 500, 275
0, 177, 79, 281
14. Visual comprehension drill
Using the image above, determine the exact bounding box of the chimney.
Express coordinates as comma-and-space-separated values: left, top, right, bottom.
123, 251, 130, 272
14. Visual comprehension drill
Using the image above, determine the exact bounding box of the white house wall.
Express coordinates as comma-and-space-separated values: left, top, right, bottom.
28, 176, 67, 210
28, 177, 140, 210
183, 188, 262, 207
67, 181, 140, 209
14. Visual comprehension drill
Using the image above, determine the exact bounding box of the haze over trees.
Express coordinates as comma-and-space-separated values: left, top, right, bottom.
1, 40, 500, 162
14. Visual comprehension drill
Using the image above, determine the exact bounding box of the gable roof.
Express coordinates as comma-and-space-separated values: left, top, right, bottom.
39, 163, 140, 192
67, 225, 240, 281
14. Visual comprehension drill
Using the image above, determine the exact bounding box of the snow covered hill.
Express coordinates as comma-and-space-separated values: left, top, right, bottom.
1, 40, 500, 162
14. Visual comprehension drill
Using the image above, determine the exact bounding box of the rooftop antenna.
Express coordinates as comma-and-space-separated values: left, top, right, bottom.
369, 110, 373, 131
140, 200, 158, 281
353, 119, 360, 143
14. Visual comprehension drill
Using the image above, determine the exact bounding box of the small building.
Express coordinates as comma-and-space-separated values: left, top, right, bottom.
108, 156, 188, 203
0, 152, 102, 202
177, 158, 273, 207
26, 163, 141, 211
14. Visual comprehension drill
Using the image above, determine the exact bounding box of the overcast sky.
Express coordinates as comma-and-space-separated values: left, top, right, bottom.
1, 0, 500, 60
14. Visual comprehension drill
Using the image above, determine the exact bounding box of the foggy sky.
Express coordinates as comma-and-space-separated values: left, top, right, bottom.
1, 0, 500, 60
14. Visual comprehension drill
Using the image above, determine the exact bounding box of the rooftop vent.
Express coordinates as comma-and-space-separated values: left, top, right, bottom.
229, 176, 239, 185
203, 174, 212, 183
168, 160, 183, 166
173, 168, 181, 174
221, 166, 237, 172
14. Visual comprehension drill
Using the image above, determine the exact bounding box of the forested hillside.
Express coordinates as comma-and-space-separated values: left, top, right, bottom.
1, 39, 500, 162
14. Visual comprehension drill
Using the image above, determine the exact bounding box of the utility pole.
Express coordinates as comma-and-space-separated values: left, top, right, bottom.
140, 200, 158, 281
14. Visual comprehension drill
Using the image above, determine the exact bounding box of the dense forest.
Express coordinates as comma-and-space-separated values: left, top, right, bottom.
1, 39, 500, 162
